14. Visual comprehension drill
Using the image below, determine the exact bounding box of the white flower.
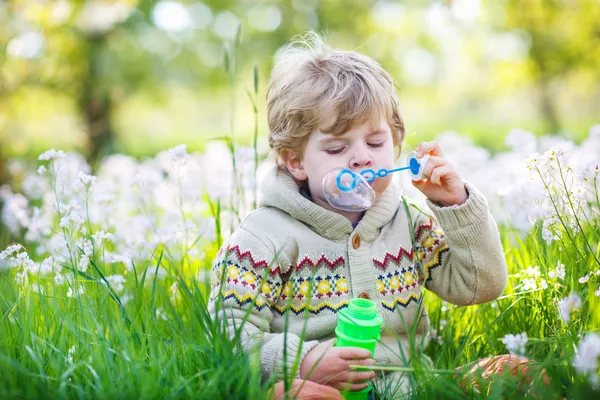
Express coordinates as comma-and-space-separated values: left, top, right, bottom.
156, 307, 168, 321
120, 293, 133, 306
555, 262, 566, 280
1, 246, 36, 277
92, 230, 114, 243
78, 254, 89, 272
78, 171, 97, 185
0, 244, 22, 261
22, 173, 48, 199
524, 265, 541, 278
541, 220, 560, 245
72, 171, 97, 192
54, 272, 66, 285
501, 332, 528, 356
573, 333, 600, 384
170, 282, 179, 301
106, 253, 132, 267
558, 293, 582, 323
67, 286, 85, 298
543, 146, 565, 162
15, 270, 28, 286
37, 165, 46, 175
430, 328, 443, 345
522, 278, 537, 291
36, 257, 56, 275
595, 287, 600, 297
59, 213, 84, 230
75, 238, 93, 257
1, 192, 29, 234
105, 274, 126, 292
187, 248, 199, 259
579, 274, 590, 284
168, 144, 189, 161
38, 149, 65, 161
67, 345, 76, 364
505, 129, 537, 154
526, 153, 542, 170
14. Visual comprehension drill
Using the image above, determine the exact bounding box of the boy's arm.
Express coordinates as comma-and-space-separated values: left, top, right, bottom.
411, 181, 508, 305
208, 227, 320, 381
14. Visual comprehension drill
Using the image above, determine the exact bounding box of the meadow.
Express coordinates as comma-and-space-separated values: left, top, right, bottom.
0, 122, 599, 399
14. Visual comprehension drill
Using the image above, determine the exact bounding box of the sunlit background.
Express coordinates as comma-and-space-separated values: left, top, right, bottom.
1, 0, 599, 180
1, 3, 600, 396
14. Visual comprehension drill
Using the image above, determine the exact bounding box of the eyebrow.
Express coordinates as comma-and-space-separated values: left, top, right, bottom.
367, 128, 388, 136
318, 137, 345, 145
318, 129, 389, 145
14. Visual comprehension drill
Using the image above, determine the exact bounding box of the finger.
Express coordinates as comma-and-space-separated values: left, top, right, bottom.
346, 370, 376, 383
353, 358, 377, 367
319, 387, 344, 400
283, 380, 344, 400
429, 165, 453, 186
338, 347, 372, 360
412, 178, 426, 187
317, 338, 336, 351
421, 156, 448, 179
336, 381, 371, 392
416, 141, 444, 158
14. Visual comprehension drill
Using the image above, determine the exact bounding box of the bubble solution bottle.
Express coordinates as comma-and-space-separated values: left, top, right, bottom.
335, 298, 383, 400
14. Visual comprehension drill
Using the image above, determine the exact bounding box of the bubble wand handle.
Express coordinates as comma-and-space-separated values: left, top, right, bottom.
360, 166, 412, 182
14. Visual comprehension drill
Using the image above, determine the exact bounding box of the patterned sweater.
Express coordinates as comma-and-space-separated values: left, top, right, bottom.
208, 165, 508, 382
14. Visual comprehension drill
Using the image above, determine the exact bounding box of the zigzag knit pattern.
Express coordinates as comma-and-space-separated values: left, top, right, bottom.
210, 219, 447, 316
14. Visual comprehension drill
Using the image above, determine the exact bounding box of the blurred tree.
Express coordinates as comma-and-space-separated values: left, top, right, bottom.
1, 0, 599, 177
0, 0, 382, 170
503, 0, 600, 133
0, 0, 227, 168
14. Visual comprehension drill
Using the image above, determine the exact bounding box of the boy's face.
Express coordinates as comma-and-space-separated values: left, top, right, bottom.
283, 113, 396, 215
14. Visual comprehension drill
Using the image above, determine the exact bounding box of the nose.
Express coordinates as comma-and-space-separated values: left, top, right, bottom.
349, 143, 373, 170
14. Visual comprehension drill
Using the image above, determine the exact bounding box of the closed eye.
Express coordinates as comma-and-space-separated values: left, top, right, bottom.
325, 148, 345, 155
325, 142, 384, 154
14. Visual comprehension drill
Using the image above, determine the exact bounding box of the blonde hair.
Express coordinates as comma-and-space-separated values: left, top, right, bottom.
267, 32, 405, 168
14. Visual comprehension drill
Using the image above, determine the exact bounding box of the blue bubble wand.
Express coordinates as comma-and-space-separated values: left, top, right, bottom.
336, 152, 426, 192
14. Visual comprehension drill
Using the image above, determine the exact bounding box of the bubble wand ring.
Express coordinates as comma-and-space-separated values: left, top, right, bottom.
336, 169, 360, 192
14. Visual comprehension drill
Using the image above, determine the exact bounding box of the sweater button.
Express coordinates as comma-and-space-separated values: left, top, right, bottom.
352, 235, 361, 249
358, 292, 370, 299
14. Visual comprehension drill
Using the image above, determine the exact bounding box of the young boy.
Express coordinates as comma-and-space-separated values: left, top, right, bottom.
208, 33, 508, 395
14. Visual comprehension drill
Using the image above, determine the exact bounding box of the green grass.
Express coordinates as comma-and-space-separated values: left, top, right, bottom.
1, 44, 598, 398
0, 251, 270, 399
0, 198, 599, 399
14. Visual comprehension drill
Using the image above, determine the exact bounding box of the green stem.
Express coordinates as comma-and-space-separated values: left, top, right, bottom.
556, 159, 600, 268
535, 166, 587, 263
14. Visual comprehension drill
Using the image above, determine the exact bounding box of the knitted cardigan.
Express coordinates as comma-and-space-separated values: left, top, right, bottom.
209, 165, 508, 382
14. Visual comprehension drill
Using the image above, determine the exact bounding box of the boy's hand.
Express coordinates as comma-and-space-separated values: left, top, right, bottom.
412, 141, 468, 207
271, 379, 343, 400
299, 339, 376, 392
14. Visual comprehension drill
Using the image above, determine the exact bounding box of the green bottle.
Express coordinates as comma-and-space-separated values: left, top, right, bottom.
335, 298, 383, 400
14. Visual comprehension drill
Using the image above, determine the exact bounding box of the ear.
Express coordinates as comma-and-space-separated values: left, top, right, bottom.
280, 149, 308, 181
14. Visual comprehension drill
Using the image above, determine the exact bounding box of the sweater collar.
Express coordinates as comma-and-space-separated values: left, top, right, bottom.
258, 165, 401, 241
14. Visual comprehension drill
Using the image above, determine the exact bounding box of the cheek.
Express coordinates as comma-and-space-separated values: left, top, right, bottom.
382, 144, 396, 166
